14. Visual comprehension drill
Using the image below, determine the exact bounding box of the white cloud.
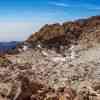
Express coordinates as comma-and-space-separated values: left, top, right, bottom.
49, 1, 70, 7
49, 1, 100, 10
75, 3, 100, 10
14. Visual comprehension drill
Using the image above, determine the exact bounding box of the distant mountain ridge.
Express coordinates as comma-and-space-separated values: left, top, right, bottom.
0, 41, 20, 54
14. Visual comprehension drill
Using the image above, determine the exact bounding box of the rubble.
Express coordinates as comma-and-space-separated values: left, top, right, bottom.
4, 43, 100, 99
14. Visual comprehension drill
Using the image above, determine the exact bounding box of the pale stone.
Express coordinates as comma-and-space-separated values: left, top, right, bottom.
0, 82, 12, 97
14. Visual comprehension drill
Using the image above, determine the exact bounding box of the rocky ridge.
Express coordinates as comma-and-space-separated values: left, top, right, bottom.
27, 16, 100, 48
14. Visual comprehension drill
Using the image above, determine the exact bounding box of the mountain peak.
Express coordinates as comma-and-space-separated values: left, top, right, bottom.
27, 15, 100, 48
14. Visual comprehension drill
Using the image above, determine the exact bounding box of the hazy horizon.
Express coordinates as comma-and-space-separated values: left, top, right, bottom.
0, 0, 100, 42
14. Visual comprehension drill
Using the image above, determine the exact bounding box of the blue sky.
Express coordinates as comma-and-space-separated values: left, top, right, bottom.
0, 0, 100, 41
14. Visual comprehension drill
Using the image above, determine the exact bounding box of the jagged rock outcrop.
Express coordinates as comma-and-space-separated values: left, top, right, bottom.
27, 16, 100, 49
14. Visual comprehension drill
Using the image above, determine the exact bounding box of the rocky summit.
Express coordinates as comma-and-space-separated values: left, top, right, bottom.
27, 16, 100, 48
0, 16, 100, 100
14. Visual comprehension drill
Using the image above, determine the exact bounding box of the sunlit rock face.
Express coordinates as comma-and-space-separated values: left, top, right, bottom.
27, 16, 100, 49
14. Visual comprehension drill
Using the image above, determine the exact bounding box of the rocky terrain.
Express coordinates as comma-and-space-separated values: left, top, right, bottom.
0, 16, 100, 100
27, 16, 100, 47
